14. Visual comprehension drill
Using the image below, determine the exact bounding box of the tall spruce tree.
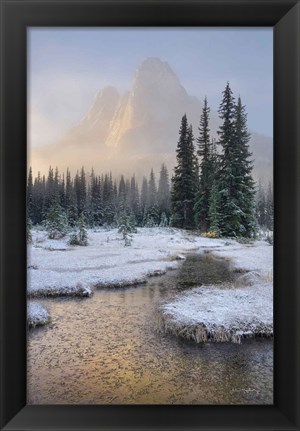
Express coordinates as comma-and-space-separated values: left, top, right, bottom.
59, 173, 66, 209
256, 180, 267, 228
27, 167, 33, 221
90, 169, 103, 226
74, 171, 80, 215
65, 168, 72, 209
44, 166, 56, 215
157, 163, 171, 218
125, 179, 131, 207
27, 212, 32, 243
265, 182, 274, 231
140, 177, 149, 225
207, 140, 221, 234
140, 177, 148, 212
217, 84, 256, 237
118, 175, 126, 205
129, 175, 139, 218
171, 115, 197, 229
145, 168, 159, 226
148, 169, 157, 208
31, 172, 45, 224
208, 180, 220, 235
217, 82, 240, 236
54, 167, 60, 200
102, 173, 115, 224
233, 96, 256, 236
194, 97, 213, 232
78, 167, 87, 215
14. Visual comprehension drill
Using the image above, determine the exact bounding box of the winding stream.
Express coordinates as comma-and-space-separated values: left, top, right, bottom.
27, 255, 273, 404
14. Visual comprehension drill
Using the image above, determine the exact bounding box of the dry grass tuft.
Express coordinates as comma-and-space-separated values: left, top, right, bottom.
28, 284, 92, 298
155, 309, 273, 345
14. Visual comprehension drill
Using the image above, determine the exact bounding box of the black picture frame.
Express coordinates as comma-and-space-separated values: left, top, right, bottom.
1, 0, 299, 430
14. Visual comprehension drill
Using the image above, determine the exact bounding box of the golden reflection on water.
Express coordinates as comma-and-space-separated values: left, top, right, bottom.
27, 270, 273, 405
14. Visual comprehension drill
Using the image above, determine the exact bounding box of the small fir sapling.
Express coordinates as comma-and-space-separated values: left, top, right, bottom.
118, 211, 136, 246
159, 212, 169, 227
69, 213, 88, 246
44, 200, 68, 239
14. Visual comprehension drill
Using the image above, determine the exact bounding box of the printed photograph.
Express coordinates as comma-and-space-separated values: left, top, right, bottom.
27, 28, 273, 404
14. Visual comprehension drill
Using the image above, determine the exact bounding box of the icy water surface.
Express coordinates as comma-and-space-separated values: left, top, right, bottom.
27, 256, 273, 404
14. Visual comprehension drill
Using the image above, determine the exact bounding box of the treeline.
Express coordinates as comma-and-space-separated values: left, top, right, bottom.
255, 181, 273, 231
27, 164, 171, 229
27, 82, 274, 238
171, 82, 260, 237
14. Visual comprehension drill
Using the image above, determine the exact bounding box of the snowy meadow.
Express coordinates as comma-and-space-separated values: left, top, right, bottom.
27, 60, 273, 403
28, 226, 273, 344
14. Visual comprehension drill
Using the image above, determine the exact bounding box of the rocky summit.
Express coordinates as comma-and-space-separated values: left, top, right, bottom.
31, 57, 272, 183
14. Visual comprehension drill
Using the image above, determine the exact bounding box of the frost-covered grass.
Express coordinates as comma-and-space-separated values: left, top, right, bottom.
157, 283, 273, 344
27, 301, 50, 327
212, 240, 273, 279
157, 238, 273, 344
27, 277, 92, 298
28, 227, 228, 297
28, 227, 273, 342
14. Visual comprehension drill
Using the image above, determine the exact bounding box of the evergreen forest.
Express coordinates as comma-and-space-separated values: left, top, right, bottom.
27, 83, 273, 239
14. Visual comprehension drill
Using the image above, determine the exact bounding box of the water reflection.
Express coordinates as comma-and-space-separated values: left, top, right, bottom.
27, 265, 273, 405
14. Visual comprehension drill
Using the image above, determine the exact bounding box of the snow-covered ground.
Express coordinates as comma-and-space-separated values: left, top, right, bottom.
28, 227, 228, 297
158, 283, 273, 344
158, 240, 273, 343
28, 228, 273, 342
213, 240, 273, 279
27, 301, 50, 327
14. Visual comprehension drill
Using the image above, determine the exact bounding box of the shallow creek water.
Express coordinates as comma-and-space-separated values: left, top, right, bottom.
27, 254, 273, 404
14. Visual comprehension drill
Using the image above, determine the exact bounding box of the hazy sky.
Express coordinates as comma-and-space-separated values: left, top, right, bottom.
28, 28, 273, 148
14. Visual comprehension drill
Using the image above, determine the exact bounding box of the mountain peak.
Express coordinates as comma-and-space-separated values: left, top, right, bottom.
93, 86, 119, 106
132, 57, 188, 108
135, 57, 177, 81
138, 57, 168, 69
33, 58, 272, 186
84, 86, 119, 120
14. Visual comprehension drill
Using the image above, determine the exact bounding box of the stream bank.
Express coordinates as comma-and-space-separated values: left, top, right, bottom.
28, 255, 273, 405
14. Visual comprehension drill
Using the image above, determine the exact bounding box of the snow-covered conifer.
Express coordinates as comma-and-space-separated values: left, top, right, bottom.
217, 84, 255, 237
27, 216, 32, 243
44, 200, 68, 239
171, 115, 197, 229
148, 169, 157, 208
159, 212, 169, 227
78, 213, 88, 246
194, 97, 214, 232
118, 211, 135, 246
157, 164, 171, 218
207, 180, 220, 235
265, 182, 273, 231
232, 96, 256, 236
